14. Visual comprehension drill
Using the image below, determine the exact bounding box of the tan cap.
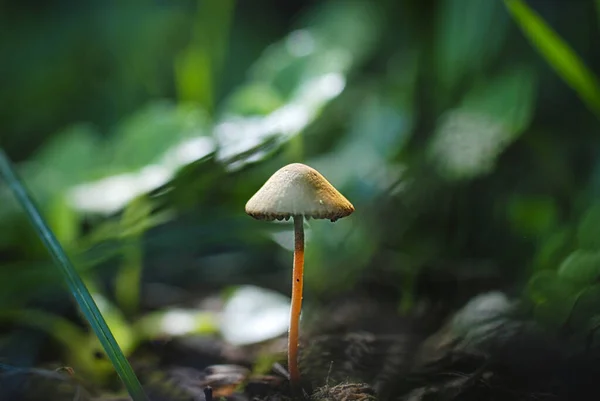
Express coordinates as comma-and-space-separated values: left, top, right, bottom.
245, 163, 354, 222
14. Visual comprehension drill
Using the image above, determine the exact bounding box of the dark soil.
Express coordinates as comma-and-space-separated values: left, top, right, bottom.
3, 284, 600, 401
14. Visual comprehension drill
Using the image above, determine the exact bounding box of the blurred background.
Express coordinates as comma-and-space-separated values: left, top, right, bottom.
1, 0, 600, 398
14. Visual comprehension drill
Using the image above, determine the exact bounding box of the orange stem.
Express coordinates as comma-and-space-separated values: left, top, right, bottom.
288, 215, 304, 387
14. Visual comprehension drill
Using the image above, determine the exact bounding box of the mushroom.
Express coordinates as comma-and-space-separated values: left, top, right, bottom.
245, 163, 354, 386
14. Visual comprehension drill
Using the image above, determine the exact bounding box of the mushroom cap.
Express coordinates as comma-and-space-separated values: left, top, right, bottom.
245, 163, 354, 222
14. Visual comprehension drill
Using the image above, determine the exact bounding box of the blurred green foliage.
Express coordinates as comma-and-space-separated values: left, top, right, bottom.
0, 150, 146, 398
506, 0, 600, 117
1, 0, 600, 386
526, 200, 600, 335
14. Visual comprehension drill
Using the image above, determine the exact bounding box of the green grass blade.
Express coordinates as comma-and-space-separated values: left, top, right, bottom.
505, 0, 600, 117
0, 149, 148, 401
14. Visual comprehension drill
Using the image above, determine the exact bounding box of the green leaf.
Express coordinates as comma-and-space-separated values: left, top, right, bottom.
223, 83, 285, 116
120, 195, 154, 238
0, 307, 131, 383
117, 195, 173, 316
505, 0, 600, 117
106, 101, 209, 174
460, 67, 537, 136
528, 270, 579, 328
533, 297, 578, 330
88, 292, 138, 357
27, 124, 101, 189
557, 250, 600, 287
47, 195, 79, 247
117, 197, 152, 318
533, 229, 572, 271
577, 203, 600, 250
0, 149, 148, 401
428, 67, 536, 181
116, 228, 145, 317
251, 1, 381, 97
529, 270, 572, 303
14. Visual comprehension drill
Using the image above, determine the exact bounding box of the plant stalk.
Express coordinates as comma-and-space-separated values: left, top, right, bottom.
0, 149, 148, 401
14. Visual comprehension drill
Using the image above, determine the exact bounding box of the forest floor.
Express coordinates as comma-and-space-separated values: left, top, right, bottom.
3, 286, 600, 401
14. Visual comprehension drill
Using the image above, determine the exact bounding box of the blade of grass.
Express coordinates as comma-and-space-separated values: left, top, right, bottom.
505, 0, 600, 118
0, 149, 148, 401
116, 239, 143, 316
175, 0, 235, 111
115, 195, 152, 317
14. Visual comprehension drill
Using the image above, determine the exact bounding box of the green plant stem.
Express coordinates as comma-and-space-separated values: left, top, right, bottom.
0, 149, 148, 401
116, 239, 143, 317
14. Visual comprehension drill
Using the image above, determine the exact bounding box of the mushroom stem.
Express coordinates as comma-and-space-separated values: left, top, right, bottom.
288, 215, 304, 386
